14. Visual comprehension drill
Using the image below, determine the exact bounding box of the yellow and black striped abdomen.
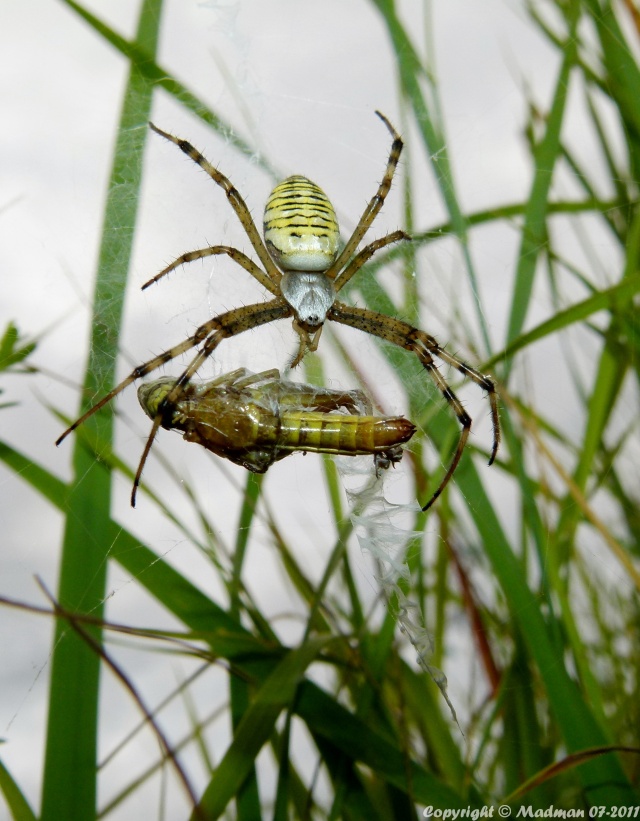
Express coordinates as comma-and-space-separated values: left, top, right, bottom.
263, 175, 340, 272
278, 411, 415, 456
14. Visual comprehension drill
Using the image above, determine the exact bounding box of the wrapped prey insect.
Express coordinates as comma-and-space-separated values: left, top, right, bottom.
137, 368, 416, 476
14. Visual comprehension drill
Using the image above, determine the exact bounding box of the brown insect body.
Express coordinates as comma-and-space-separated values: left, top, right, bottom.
138, 369, 415, 474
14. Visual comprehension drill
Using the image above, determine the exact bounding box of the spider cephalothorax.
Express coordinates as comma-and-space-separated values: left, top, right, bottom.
57, 112, 500, 509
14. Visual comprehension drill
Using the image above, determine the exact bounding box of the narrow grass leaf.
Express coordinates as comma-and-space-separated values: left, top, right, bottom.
295, 680, 471, 809
0, 759, 37, 821
371, 0, 492, 351
60, 0, 278, 178
41, 6, 163, 818
229, 473, 265, 820
505, 4, 579, 351
486, 274, 640, 368
555, 210, 640, 549
453, 457, 636, 806
193, 638, 332, 820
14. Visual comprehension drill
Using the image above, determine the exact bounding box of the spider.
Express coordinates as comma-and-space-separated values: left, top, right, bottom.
57, 111, 500, 509
138, 368, 415, 473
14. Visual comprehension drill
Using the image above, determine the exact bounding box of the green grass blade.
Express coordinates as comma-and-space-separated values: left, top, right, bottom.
371, 0, 492, 352
452, 457, 635, 805
0, 759, 37, 821
487, 274, 640, 368
229, 473, 264, 821
60, 0, 277, 177
194, 639, 332, 820
41, 3, 163, 819
295, 680, 470, 809
555, 206, 640, 555
550, 1, 640, 543
0, 441, 67, 509
505, 4, 579, 352
583, 0, 640, 162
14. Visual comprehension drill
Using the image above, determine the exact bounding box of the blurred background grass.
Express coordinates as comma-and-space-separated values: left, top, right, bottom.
1, 0, 639, 818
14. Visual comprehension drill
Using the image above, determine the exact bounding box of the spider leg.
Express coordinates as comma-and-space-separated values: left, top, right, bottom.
56, 299, 289, 459
141, 245, 279, 296
130, 299, 290, 506
326, 111, 403, 279
328, 301, 500, 510
149, 122, 281, 285
427, 346, 500, 465
332, 229, 411, 292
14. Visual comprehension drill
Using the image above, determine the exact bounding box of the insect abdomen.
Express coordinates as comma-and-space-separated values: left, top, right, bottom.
137, 373, 416, 473
263, 175, 340, 272
278, 411, 415, 455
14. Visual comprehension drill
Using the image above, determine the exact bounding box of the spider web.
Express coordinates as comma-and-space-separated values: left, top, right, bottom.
336, 455, 461, 726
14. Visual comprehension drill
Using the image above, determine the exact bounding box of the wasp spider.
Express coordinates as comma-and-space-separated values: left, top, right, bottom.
57, 112, 500, 508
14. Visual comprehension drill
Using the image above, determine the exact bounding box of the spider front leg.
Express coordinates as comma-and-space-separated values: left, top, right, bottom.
130, 299, 291, 505
54, 326, 224, 448
149, 122, 281, 286
328, 301, 500, 511
56, 299, 290, 506
326, 111, 404, 278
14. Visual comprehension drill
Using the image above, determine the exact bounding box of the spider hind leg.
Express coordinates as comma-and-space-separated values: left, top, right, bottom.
415, 357, 473, 511
327, 301, 500, 511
